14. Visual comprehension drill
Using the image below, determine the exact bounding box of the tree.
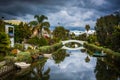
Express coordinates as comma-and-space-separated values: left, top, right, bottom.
87, 34, 97, 43
29, 15, 50, 38
0, 32, 10, 56
14, 22, 32, 43
95, 12, 120, 52
53, 26, 69, 41
85, 24, 90, 36
78, 33, 87, 41
0, 20, 5, 32
111, 25, 120, 52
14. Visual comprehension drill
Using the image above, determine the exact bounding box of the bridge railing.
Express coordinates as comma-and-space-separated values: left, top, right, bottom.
61, 40, 85, 45
61, 40, 85, 50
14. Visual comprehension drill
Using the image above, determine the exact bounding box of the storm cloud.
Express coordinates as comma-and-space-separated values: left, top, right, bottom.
0, 0, 120, 30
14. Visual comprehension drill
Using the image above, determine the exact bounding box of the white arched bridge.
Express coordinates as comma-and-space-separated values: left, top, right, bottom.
61, 40, 85, 50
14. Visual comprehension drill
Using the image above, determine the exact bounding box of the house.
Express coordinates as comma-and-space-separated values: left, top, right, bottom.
4, 20, 26, 47
5, 25, 14, 47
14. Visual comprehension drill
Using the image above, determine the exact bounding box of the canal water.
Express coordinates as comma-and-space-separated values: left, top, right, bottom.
2, 48, 120, 80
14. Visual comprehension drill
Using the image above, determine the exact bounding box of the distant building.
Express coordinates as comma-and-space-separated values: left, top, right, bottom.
85, 30, 95, 35
69, 30, 85, 36
69, 30, 95, 36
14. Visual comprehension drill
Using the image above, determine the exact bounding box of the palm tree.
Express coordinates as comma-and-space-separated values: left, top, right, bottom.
29, 15, 50, 38
85, 24, 90, 37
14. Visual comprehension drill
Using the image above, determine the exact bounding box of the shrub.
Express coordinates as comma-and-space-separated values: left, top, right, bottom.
84, 43, 120, 57
27, 36, 48, 47
0, 32, 10, 56
84, 43, 102, 52
87, 34, 97, 43
0, 55, 5, 61
14, 43, 24, 51
39, 37, 48, 46
16, 52, 32, 62
4, 56, 16, 63
38, 42, 62, 54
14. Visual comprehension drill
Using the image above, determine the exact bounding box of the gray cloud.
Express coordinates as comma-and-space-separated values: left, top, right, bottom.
0, 0, 120, 29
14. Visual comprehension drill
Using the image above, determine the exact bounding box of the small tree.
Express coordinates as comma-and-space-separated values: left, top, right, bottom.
14, 22, 32, 43
0, 32, 10, 56
53, 26, 69, 41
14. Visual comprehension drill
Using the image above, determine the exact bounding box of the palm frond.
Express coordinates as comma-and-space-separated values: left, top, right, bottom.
29, 21, 38, 26
34, 15, 48, 23
42, 22, 50, 28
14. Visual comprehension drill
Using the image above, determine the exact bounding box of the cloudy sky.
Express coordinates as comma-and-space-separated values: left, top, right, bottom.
0, 0, 120, 30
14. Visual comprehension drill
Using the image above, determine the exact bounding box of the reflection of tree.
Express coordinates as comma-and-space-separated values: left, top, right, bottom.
52, 49, 67, 64
30, 59, 50, 80
13, 59, 50, 80
65, 42, 81, 48
94, 59, 119, 80
85, 56, 90, 63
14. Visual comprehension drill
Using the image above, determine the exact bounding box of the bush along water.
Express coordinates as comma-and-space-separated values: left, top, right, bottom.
38, 42, 63, 54
5, 42, 63, 63
84, 42, 120, 59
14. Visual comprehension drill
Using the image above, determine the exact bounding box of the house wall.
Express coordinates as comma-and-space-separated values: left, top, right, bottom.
5, 25, 14, 47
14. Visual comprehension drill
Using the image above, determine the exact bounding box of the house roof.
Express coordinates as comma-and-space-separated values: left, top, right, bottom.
4, 20, 26, 25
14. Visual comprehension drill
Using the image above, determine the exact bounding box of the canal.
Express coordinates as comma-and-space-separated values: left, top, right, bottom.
2, 48, 120, 80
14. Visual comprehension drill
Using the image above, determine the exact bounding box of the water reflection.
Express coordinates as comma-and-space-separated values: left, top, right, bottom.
65, 42, 82, 48
95, 58, 120, 80
85, 56, 90, 63
52, 49, 68, 64
44, 50, 97, 80
30, 60, 50, 80
3, 49, 120, 80
9, 59, 50, 80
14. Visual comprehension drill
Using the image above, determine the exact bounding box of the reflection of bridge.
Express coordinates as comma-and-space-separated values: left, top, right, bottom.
61, 40, 85, 50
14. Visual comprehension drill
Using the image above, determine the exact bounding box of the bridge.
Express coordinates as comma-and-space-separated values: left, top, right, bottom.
61, 40, 85, 50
